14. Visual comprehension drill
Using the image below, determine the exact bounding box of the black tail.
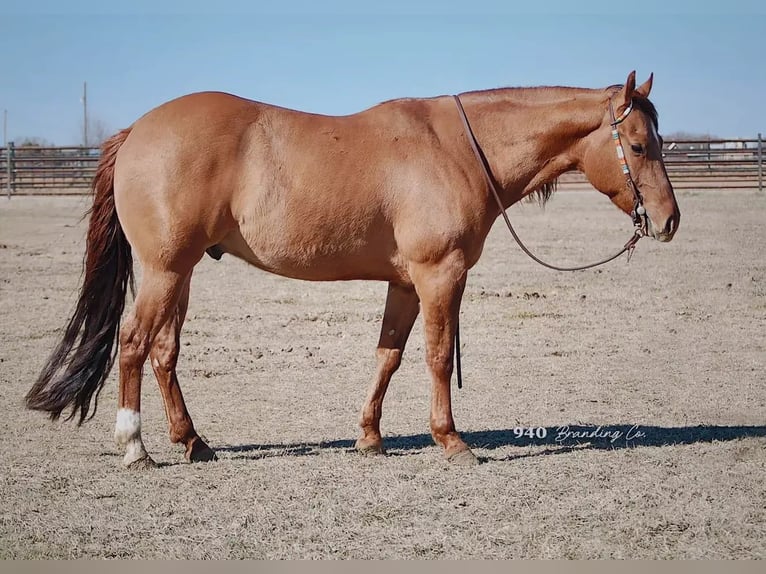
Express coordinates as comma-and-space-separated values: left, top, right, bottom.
26, 128, 134, 424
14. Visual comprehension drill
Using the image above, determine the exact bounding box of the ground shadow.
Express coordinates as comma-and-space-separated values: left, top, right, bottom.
216, 424, 766, 461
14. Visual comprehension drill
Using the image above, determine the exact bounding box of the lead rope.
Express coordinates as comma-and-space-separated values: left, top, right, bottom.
451, 94, 645, 390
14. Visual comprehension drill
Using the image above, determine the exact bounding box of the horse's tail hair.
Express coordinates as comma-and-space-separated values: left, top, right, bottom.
26, 128, 134, 425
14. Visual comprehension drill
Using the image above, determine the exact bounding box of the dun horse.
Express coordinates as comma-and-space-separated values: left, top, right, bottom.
27, 71, 679, 467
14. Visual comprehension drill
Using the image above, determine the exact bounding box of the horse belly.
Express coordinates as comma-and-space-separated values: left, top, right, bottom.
217, 223, 403, 282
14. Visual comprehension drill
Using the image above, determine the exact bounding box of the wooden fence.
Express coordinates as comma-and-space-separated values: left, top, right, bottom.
1, 136, 763, 196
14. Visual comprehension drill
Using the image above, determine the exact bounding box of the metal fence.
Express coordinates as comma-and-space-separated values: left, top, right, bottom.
1, 144, 100, 196
660, 136, 763, 189
1, 135, 763, 196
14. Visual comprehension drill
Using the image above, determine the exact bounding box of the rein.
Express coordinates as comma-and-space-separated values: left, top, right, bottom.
451, 93, 647, 389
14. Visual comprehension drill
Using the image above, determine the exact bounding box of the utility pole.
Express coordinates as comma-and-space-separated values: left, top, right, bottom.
3, 109, 6, 147
82, 81, 88, 147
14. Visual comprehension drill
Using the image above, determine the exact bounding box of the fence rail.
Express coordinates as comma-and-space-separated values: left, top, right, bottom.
1, 144, 100, 196
1, 135, 763, 196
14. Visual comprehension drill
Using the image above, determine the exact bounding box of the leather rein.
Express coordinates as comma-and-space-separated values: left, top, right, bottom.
451, 91, 648, 388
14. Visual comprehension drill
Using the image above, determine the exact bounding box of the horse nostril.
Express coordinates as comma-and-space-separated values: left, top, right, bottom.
663, 213, 678, 236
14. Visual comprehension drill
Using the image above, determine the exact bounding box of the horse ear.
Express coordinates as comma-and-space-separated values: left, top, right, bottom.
635, 73, 653, 98
623, 71, 636, 107
615, 71, 637, 114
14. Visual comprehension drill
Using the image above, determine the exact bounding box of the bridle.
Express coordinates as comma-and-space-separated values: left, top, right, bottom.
608, 94, 649, 234
451, 90, 649, 389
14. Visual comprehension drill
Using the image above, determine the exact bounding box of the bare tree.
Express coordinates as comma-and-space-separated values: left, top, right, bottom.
16, 136, 54, 147
77, 117, 112, 147
88, 118, 112, 146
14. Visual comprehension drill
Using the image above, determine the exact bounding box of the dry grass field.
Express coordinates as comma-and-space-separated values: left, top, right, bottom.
0, 189, 764, 559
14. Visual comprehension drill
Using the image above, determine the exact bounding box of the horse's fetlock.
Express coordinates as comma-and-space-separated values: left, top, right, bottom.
114, 408, 141, 446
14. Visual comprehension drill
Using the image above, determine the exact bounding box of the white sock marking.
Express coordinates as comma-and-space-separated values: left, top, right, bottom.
115, 408, 148, 465
115, 408, 141, 444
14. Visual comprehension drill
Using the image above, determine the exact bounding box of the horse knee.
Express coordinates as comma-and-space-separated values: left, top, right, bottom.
376, 347, 402, 375
425, 351, 453, 380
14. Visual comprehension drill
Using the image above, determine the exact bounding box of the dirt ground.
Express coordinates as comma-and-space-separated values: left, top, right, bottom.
0, 189, 764, 559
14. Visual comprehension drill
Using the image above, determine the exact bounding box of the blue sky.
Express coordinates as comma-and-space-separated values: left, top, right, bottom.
1, 0, 764, 145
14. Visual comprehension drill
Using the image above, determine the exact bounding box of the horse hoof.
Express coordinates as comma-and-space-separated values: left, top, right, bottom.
186, 438, 218, 463
447, 448, 479, 466
125, 454, 158, 470
355, 438, 385, 456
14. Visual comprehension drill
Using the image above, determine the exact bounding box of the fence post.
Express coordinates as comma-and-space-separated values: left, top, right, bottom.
758, 133, 763, 192
5, 141, 13, 199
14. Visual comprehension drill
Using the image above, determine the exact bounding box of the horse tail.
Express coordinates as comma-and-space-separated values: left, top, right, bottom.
26, 128, 134, 425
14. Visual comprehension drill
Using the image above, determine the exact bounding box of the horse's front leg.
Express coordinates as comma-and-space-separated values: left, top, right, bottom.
411, 251, 477, 465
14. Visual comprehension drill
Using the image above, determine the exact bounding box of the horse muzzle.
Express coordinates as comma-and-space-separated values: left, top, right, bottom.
647, 209, 680, 242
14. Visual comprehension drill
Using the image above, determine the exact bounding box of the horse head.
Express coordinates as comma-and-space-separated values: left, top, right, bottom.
580, 71, 680, 242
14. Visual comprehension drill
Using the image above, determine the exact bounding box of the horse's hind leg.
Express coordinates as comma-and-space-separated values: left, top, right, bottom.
355, 283, 420, 454
149, 273, 216, 463
114, 268, 191, 469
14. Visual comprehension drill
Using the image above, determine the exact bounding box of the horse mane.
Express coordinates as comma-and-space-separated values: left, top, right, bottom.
528, 179, 558, 206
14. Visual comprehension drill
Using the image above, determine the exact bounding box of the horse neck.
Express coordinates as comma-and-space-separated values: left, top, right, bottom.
458, 87, 607, 207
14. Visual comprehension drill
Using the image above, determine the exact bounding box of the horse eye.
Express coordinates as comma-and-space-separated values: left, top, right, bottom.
631, 144, 645, 155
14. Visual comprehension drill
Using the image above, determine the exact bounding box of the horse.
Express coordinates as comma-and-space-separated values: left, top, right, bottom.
26, 71, 680, 468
